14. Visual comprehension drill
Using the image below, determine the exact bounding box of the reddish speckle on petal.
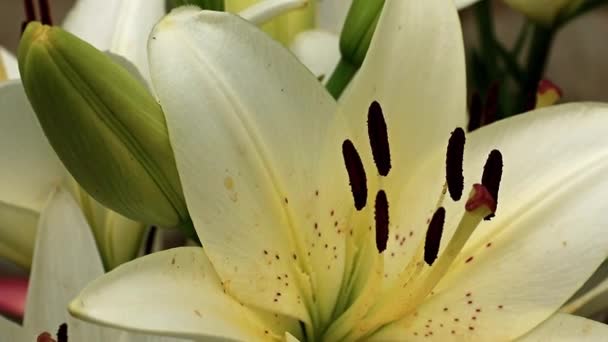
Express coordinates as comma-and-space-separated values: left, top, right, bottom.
465, 256, 474, 263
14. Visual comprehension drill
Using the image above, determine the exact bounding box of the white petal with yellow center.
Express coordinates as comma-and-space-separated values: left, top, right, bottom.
370, 103, 608, 340
149, 8, 353, 331
70, 247, 276, 341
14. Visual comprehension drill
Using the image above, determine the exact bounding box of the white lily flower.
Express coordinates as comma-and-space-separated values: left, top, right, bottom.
69, 1, 608, 340
0, 80, 145, 270
0, 187, 188, 342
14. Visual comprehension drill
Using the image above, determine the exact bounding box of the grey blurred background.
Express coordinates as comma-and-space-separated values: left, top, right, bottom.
1, 1, 607, 101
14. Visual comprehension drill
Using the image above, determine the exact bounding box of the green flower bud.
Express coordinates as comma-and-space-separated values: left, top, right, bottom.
339, 0, 384, 68
18, 22, 188, 228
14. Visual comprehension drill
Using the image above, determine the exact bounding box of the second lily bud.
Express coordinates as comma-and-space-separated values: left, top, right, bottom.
18, 22, 188, 228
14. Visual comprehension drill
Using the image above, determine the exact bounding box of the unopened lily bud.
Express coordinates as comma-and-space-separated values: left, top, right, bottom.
503, 0, 584, 27
18, 22, 188, 228
339, 0, 384, 68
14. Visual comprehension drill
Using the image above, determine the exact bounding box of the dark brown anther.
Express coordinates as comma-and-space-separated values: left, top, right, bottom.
446, 128, 465, 201
424, 207, 446, 265
342, 139, 368, 211
374, 190, 389, 253
481, 149, 503, 220
368, 101, 391, 176
38, 0, 53, 25
57, 323, 68, 342
23, 0, 36, 23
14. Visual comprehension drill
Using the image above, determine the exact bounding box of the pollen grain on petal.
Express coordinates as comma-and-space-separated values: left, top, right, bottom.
374, 190, 389, 253
368, 101, 392, 176
424, 207, 446, 265
342, 139, 368, 210
446, 127, 465, 201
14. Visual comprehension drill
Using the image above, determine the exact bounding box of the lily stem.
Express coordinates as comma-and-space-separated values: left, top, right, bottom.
325, 58, 357, 99
519, 24, 555, 112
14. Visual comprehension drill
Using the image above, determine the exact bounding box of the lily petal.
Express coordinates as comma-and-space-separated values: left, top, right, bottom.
149, 8, 351, 325
0, 200, 38, 269
70, 247, 275, 341
561, 259, 608, 318
518, 313, 608, 341
339, 0, 467, 190
0, 277, 28, 319
379, 103, 608, 340
0, 316, 21, 341
22, 187, 109, 340
0, 81, 64, 212
62, 0, 165, 81
454, 0, 481, 10
0, 46, 19, 80
290, 29, 340, 82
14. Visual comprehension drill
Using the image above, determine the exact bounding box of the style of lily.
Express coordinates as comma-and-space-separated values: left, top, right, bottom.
0, 187, 189, 342
62, 1, 608, 341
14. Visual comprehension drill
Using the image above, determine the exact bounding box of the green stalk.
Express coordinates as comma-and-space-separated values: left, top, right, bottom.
519, 24, 555, 112
325, 59, 358, 99
474, 0, 498, 73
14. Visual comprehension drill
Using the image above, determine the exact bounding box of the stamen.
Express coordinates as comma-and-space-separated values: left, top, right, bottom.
446, 128, 465, 201
38, 0, 52, 25
57, 323, 68, 342
342, 139, 368, 210
23, 0, 36, 23
352, 185, 495, 338
368, 101, 391, 176
238, 0, 309, 26
424, 207, 445, 265
481, 149, 503, 220
374, 190, 389, 253
467, 92, 482, 132
466, 184, 496, 214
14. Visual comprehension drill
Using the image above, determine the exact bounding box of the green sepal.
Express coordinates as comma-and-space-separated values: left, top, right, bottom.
18, 22, 188, 228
